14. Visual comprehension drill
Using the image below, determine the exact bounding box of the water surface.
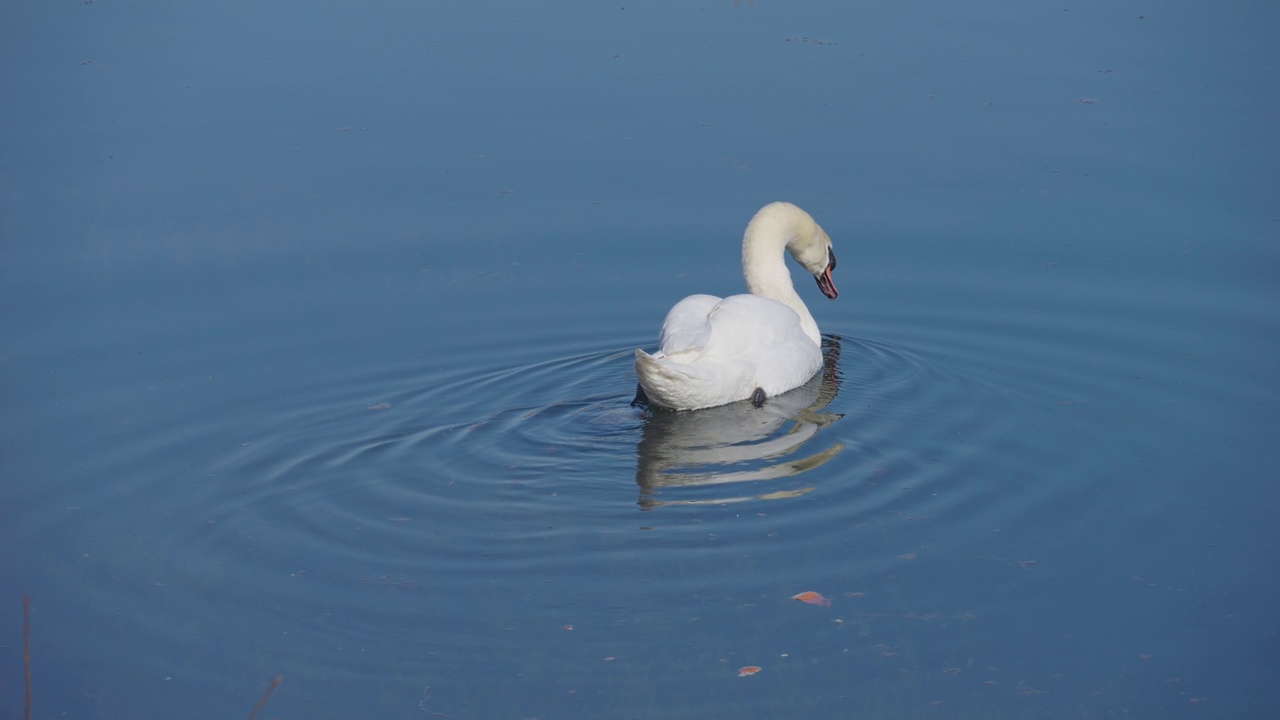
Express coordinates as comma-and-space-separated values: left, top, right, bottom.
2, 1, 1278, 718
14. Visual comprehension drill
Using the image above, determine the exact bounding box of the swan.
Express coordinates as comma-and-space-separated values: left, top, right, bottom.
634, 202, 838, 411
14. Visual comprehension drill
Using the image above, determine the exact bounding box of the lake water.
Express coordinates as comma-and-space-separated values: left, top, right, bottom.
2, 1, 1278, 718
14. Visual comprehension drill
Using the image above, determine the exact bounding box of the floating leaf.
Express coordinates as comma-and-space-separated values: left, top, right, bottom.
791, 591, 831, 607
737, 666, 762, 677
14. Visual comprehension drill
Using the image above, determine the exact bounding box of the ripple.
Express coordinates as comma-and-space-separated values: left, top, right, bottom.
19, 283, 1242, 707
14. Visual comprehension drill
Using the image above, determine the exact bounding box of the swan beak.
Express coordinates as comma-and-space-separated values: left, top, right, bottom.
815, 250, 838, 300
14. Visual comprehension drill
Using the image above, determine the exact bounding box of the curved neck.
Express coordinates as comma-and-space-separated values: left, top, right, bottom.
741, 205, 821, 345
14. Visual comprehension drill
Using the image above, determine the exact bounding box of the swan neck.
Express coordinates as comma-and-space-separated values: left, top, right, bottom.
741, 204, 820, 345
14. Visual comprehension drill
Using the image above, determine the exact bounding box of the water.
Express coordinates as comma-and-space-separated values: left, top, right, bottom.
3, 1, 1278, 718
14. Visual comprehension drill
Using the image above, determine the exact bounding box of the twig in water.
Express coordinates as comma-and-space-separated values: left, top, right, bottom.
245, 674, 282, 720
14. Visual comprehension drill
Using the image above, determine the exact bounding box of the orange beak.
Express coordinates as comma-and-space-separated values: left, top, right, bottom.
815, 248, 838, 299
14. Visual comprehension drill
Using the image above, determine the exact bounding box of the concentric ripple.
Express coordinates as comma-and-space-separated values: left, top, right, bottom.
17, 280, 1233, 717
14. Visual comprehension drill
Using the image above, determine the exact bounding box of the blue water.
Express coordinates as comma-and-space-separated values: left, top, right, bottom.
3, 1, 1278, 718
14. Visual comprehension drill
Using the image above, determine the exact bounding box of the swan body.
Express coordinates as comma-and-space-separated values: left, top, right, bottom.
634, 202, 839, 410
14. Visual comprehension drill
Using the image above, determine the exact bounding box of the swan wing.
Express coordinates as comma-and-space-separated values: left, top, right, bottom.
655, 294, 722, 359
693, 295, 810, 359
694, 295, 822, 395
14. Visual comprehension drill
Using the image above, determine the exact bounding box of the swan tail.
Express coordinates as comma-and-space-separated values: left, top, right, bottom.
634, 349, 709, 410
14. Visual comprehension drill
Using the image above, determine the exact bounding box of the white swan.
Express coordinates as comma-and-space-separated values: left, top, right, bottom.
634, 202, 839, 410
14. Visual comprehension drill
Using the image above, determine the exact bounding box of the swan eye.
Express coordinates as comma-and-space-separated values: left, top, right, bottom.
827, 247, 837, 271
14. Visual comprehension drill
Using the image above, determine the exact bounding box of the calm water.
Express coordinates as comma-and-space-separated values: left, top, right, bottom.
3, 1, 1278, 718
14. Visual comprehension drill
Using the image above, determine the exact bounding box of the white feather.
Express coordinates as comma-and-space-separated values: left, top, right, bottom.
635, 202, 839, 410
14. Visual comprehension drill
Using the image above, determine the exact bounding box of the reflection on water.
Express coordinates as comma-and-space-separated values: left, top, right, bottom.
635, 336, 845, 507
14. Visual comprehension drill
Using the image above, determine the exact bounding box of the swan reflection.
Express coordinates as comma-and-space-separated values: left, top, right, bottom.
634, 336, 844, 508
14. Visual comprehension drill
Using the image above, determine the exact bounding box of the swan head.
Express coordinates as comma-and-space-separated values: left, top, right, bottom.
785, 213, 839, 301
742, 201, 840, 304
